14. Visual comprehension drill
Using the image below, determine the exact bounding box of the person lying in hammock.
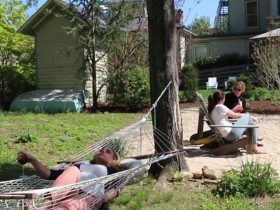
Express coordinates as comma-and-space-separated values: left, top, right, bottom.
17, 147, 122, 210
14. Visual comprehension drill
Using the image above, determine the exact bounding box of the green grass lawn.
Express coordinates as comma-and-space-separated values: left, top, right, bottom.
197, 89, 217, 100
105, 176, 280, 210
197, 89, 230, 102
1, 111, 280, 209
0, 112, 142, 180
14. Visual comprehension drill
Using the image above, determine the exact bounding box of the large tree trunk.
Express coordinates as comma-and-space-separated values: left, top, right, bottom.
147, 0, 188, 180
91, 50, 98, 112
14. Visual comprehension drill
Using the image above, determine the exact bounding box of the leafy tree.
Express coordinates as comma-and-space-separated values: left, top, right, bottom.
108, 24, 149, 73
61, 0, 148, 110
0, 0, 36, 109
251, 37, 280, 89
188, 16, 210, 36
105, 3, 149, 106
107, 66, 150, 108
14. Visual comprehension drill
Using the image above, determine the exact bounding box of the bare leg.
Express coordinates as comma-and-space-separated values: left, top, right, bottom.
39, 166, 81, 210
53, 187, 118, 209
54, 195, 102, 210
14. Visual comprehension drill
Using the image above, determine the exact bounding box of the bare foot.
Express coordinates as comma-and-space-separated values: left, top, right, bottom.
253, 149, 266, 154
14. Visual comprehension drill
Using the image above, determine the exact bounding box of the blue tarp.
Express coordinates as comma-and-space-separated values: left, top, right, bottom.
10, 89, 88, 113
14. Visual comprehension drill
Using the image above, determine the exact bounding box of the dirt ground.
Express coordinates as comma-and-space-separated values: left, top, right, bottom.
180, 106, 280, 175
87, 99, 280, 115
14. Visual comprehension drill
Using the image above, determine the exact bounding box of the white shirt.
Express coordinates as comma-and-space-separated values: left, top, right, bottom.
210, 104, 233, 138
79, 163, 109, 197
79, 164, 108, 181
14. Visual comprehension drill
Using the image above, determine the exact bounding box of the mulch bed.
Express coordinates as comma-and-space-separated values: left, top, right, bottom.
86, 101, 280, 115
247, 101, 280, 115
179, 101, 280, 115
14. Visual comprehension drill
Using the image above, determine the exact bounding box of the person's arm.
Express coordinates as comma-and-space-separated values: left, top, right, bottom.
226, 109, 259, 123
103, 188, 120, 202
232, 103, 243, 112
240, 96, 247, 113
238, 96, 258, 121
226, 110, 243, 119
218, 103, 241, 119
17, 151, 51, 179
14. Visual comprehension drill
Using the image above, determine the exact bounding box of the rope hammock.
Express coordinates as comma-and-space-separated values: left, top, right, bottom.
0, 82, 187, 209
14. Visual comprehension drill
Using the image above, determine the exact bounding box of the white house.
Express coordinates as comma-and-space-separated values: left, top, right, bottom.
186, 0, 279, 62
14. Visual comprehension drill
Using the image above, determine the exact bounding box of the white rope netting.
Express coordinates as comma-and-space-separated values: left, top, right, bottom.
0, 82, 187, 209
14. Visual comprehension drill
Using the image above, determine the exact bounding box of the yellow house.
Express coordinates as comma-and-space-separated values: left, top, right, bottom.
11, 0, 107, 112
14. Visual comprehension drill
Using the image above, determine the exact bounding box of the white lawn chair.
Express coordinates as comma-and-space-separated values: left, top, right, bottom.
206, 77, 218, 89
224, 76, 237, 89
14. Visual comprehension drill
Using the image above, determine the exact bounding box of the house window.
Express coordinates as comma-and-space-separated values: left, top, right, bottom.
193, 45, 208, 60
246, 0, 258, 28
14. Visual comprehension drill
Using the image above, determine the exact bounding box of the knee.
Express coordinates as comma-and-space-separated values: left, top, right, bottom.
243, 114, 250, 120
248, 121, 257, 126
65, 166, 80, 174
61, 166, 81, 181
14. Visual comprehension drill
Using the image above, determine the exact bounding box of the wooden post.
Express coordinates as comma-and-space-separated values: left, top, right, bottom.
209, 124, 258, 155
197, 108, 205, 139
246, 128, 253, 154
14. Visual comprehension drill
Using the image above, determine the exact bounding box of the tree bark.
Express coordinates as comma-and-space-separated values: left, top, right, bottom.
147, 0, 188, 178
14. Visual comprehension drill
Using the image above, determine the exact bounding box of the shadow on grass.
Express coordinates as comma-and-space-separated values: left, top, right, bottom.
0, 162, 37, 181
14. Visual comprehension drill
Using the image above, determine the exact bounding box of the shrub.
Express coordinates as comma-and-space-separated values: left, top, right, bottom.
107, 66, 150, 108
218, 53, 249, 66
213, 161, 280, 198
0, 67, 35, 110
270, 90, 280, 105
178, 91, 188, 102
15, 133, 36, 143
225, 79, 236, 90
193, 53, 249, 70
248, 87, 271, 101
172, 171, 184, 182
106, 138, 128, 157
252, 37, 280, 89
181, 63, 198, 101
193, 56, 218, 70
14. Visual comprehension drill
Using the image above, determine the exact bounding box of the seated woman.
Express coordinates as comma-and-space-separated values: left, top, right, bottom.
224, 81, 247, 113
224, 81, 263, 141
17, 147, 121, 210
208, 91, 265, 154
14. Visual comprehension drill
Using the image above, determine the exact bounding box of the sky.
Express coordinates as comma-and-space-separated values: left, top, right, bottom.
27, 0, 220, 27
182, 0, 220, 27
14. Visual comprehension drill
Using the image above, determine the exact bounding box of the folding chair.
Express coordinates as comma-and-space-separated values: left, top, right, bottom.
224, 76, 237, 89
206, 77, 218, 89
195, 92, 255, 155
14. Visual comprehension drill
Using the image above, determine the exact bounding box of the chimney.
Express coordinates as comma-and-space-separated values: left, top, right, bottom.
176, 9, 183, 25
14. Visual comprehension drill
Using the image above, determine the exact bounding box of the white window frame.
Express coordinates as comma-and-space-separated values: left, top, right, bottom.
193, 44, 209, 60
246, 0, 258, 28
